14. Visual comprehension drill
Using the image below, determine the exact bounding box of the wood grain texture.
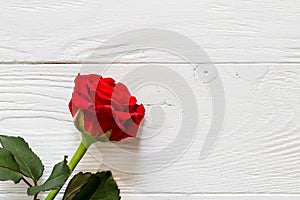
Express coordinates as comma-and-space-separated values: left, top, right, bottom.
0, 64, 299, 199
1, 0, 300, 62
1, 1, 300, 199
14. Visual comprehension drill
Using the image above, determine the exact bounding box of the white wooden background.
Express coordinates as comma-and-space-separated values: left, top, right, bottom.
1, 1, 300, 199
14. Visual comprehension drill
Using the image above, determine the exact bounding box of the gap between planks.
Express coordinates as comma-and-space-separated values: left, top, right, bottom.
1, 61, 300, 65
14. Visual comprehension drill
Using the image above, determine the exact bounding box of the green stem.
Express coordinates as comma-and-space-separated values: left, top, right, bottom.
45, 142, 88, 200
68, 142, 88, 171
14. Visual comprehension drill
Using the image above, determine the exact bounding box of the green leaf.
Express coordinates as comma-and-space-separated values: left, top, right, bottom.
0, 135, 44, 182
63, 172, 92, 200
63, 171, 120, 200
0, 148, 22, 184
28, 158, 71, 196
88, 172, 120, 200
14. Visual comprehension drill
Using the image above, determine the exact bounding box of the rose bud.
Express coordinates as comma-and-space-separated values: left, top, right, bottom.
69, 74, 145, 146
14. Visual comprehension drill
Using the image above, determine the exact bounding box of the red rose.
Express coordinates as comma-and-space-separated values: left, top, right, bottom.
69, 74, 145, 141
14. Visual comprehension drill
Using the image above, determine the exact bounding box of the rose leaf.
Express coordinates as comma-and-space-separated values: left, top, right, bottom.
63, 171, 120, 200
0, 135, 44, 182
27, 158, 71, 196
62, 172, 92, 200
0, 148, 22, 184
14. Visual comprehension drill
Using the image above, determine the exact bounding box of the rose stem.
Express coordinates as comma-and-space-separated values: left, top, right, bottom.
21, 177, 33, 187
44, 142, 88, 200
33, 180, 38, 200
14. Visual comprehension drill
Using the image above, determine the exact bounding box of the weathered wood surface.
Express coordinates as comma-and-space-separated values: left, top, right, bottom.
0, 64, 299, 199
1, 0, 300, 199
1, 0, 300, 63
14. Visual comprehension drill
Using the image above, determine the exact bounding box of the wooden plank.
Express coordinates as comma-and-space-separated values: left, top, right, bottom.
1, 0, 300, 62
120, 194, 300, 200
2, 194, 300, 200
0, 64, 299, 198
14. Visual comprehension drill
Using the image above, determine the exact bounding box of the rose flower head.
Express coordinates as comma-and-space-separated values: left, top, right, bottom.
69, 74, 145, 142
